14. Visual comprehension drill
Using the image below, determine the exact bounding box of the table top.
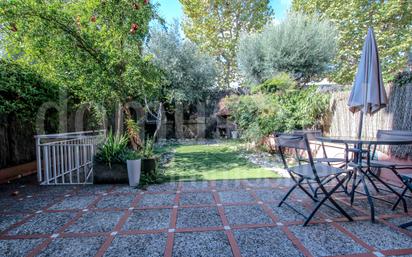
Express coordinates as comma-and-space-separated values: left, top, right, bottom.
315, 135, 412, 145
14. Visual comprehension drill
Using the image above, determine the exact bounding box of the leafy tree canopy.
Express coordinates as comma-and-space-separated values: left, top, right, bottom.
237, 12, 337, 84
0, 0, 161, 111
145, 23, 217, 104
292, 0, 412, 84
179, 0, 273, 88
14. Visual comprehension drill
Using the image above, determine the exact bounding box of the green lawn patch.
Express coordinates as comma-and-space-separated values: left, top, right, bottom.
161, 142, 281, 181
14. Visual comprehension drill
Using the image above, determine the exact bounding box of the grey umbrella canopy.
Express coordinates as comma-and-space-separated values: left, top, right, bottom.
348, 27, 388, 138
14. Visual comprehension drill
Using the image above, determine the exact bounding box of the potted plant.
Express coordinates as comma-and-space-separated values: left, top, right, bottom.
141, 138, 156, 176
125, 151, 142, 187
94, 132, 130, 184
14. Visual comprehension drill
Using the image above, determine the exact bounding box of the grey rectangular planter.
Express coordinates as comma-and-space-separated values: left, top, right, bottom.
93, 162, 128, 184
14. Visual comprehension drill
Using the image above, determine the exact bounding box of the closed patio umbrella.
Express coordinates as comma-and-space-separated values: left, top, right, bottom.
348, 27, 388, 138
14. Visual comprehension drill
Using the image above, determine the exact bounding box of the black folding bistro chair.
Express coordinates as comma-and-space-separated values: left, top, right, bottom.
275, 133, 353, 226
293, 130, 348, 167
292, 130, 351, 197
398, 174, 412, 229
368, 130, 412, 211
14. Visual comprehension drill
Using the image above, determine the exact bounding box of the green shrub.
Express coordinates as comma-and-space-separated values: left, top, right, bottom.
95, 131, 130, 167
252, 72, 296, 94
0, 60, 59, 124
141, 138, 155, 159
391, 71, 412, 87
226, 86, 330, 142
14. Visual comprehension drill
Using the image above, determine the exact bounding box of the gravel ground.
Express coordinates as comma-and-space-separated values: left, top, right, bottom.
290, 223, 368, 257
1, 176, 411, 257
341, 221, 412, 250
8, 212, 75, 235
104, 234, 167, 257
0, 238, 44, 257
218, 191, 254, 203
65, 211, 123, 233
179, 192, 215, 206
173, 231, 233, 257
138, 193, 176, 207
224, 205, 273, 225
123, 209, 172, 231
234, 227, 304, 257
95, 194, 135, 209
37, 237, 105, 257
176, 207, 222, 228
48, 195, 96, 210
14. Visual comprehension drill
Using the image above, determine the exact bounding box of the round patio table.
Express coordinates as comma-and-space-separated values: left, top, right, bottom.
315, 135, 412, 222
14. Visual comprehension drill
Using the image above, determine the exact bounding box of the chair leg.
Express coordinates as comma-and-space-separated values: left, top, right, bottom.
343, 171, 353, 194
321, 174, 353, 221
305, 179, 318, 198
279, 177, 304, 207
297, 180, 319, 202
392, 187, 408, 211
342, 171, 353, 195
327, 197, 353, 222
303, 193, 331, 226
387, 169, 412, 211
368, 170, 408, 212
303, 174, 353, 226
364, 169, 380, 194
400, 221, 412, 229
334, 175, 350, 194
313, 176, 335, 199
313, 175, 345, 198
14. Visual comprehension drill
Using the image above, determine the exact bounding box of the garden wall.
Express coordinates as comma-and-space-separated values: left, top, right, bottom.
0, 92, 232, 169
0, 115, 37, 169
327, 83, 412, 159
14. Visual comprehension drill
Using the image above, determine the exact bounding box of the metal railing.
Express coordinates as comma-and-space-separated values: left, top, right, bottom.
35, 130, 105, 185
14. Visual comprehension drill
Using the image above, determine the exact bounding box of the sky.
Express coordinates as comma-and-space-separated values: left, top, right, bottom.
154, 0, 292, 25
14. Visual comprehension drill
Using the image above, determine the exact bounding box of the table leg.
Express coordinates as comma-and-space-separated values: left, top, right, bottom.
360, 174, 375, 223
350, 170, 358, 205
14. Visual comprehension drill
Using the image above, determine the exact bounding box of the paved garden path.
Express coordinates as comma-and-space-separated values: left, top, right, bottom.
1, 179, 412, 257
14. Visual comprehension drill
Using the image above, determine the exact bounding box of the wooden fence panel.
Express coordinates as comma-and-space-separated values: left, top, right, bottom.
328, 83, 412, 159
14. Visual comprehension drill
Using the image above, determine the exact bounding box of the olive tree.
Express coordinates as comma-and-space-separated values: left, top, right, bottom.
237, 12, 337, 84
144, 23, 217, 139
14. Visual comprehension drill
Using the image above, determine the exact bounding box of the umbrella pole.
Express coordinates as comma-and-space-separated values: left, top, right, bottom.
357, 112, 364, 139
355, 111, 364, 163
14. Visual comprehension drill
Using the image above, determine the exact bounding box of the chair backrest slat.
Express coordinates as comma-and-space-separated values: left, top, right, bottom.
276, 134, 308, 150
292, 130, 322, 141
275, 133, 316, 172
377, 130, 412, 140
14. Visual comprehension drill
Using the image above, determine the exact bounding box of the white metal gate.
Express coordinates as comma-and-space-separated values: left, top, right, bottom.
35, 130, 105, 185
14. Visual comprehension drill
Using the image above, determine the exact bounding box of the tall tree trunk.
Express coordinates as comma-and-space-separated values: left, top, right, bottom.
124, 107, 142, 151
114, 102, 123, 136
153, 102, 163, 141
